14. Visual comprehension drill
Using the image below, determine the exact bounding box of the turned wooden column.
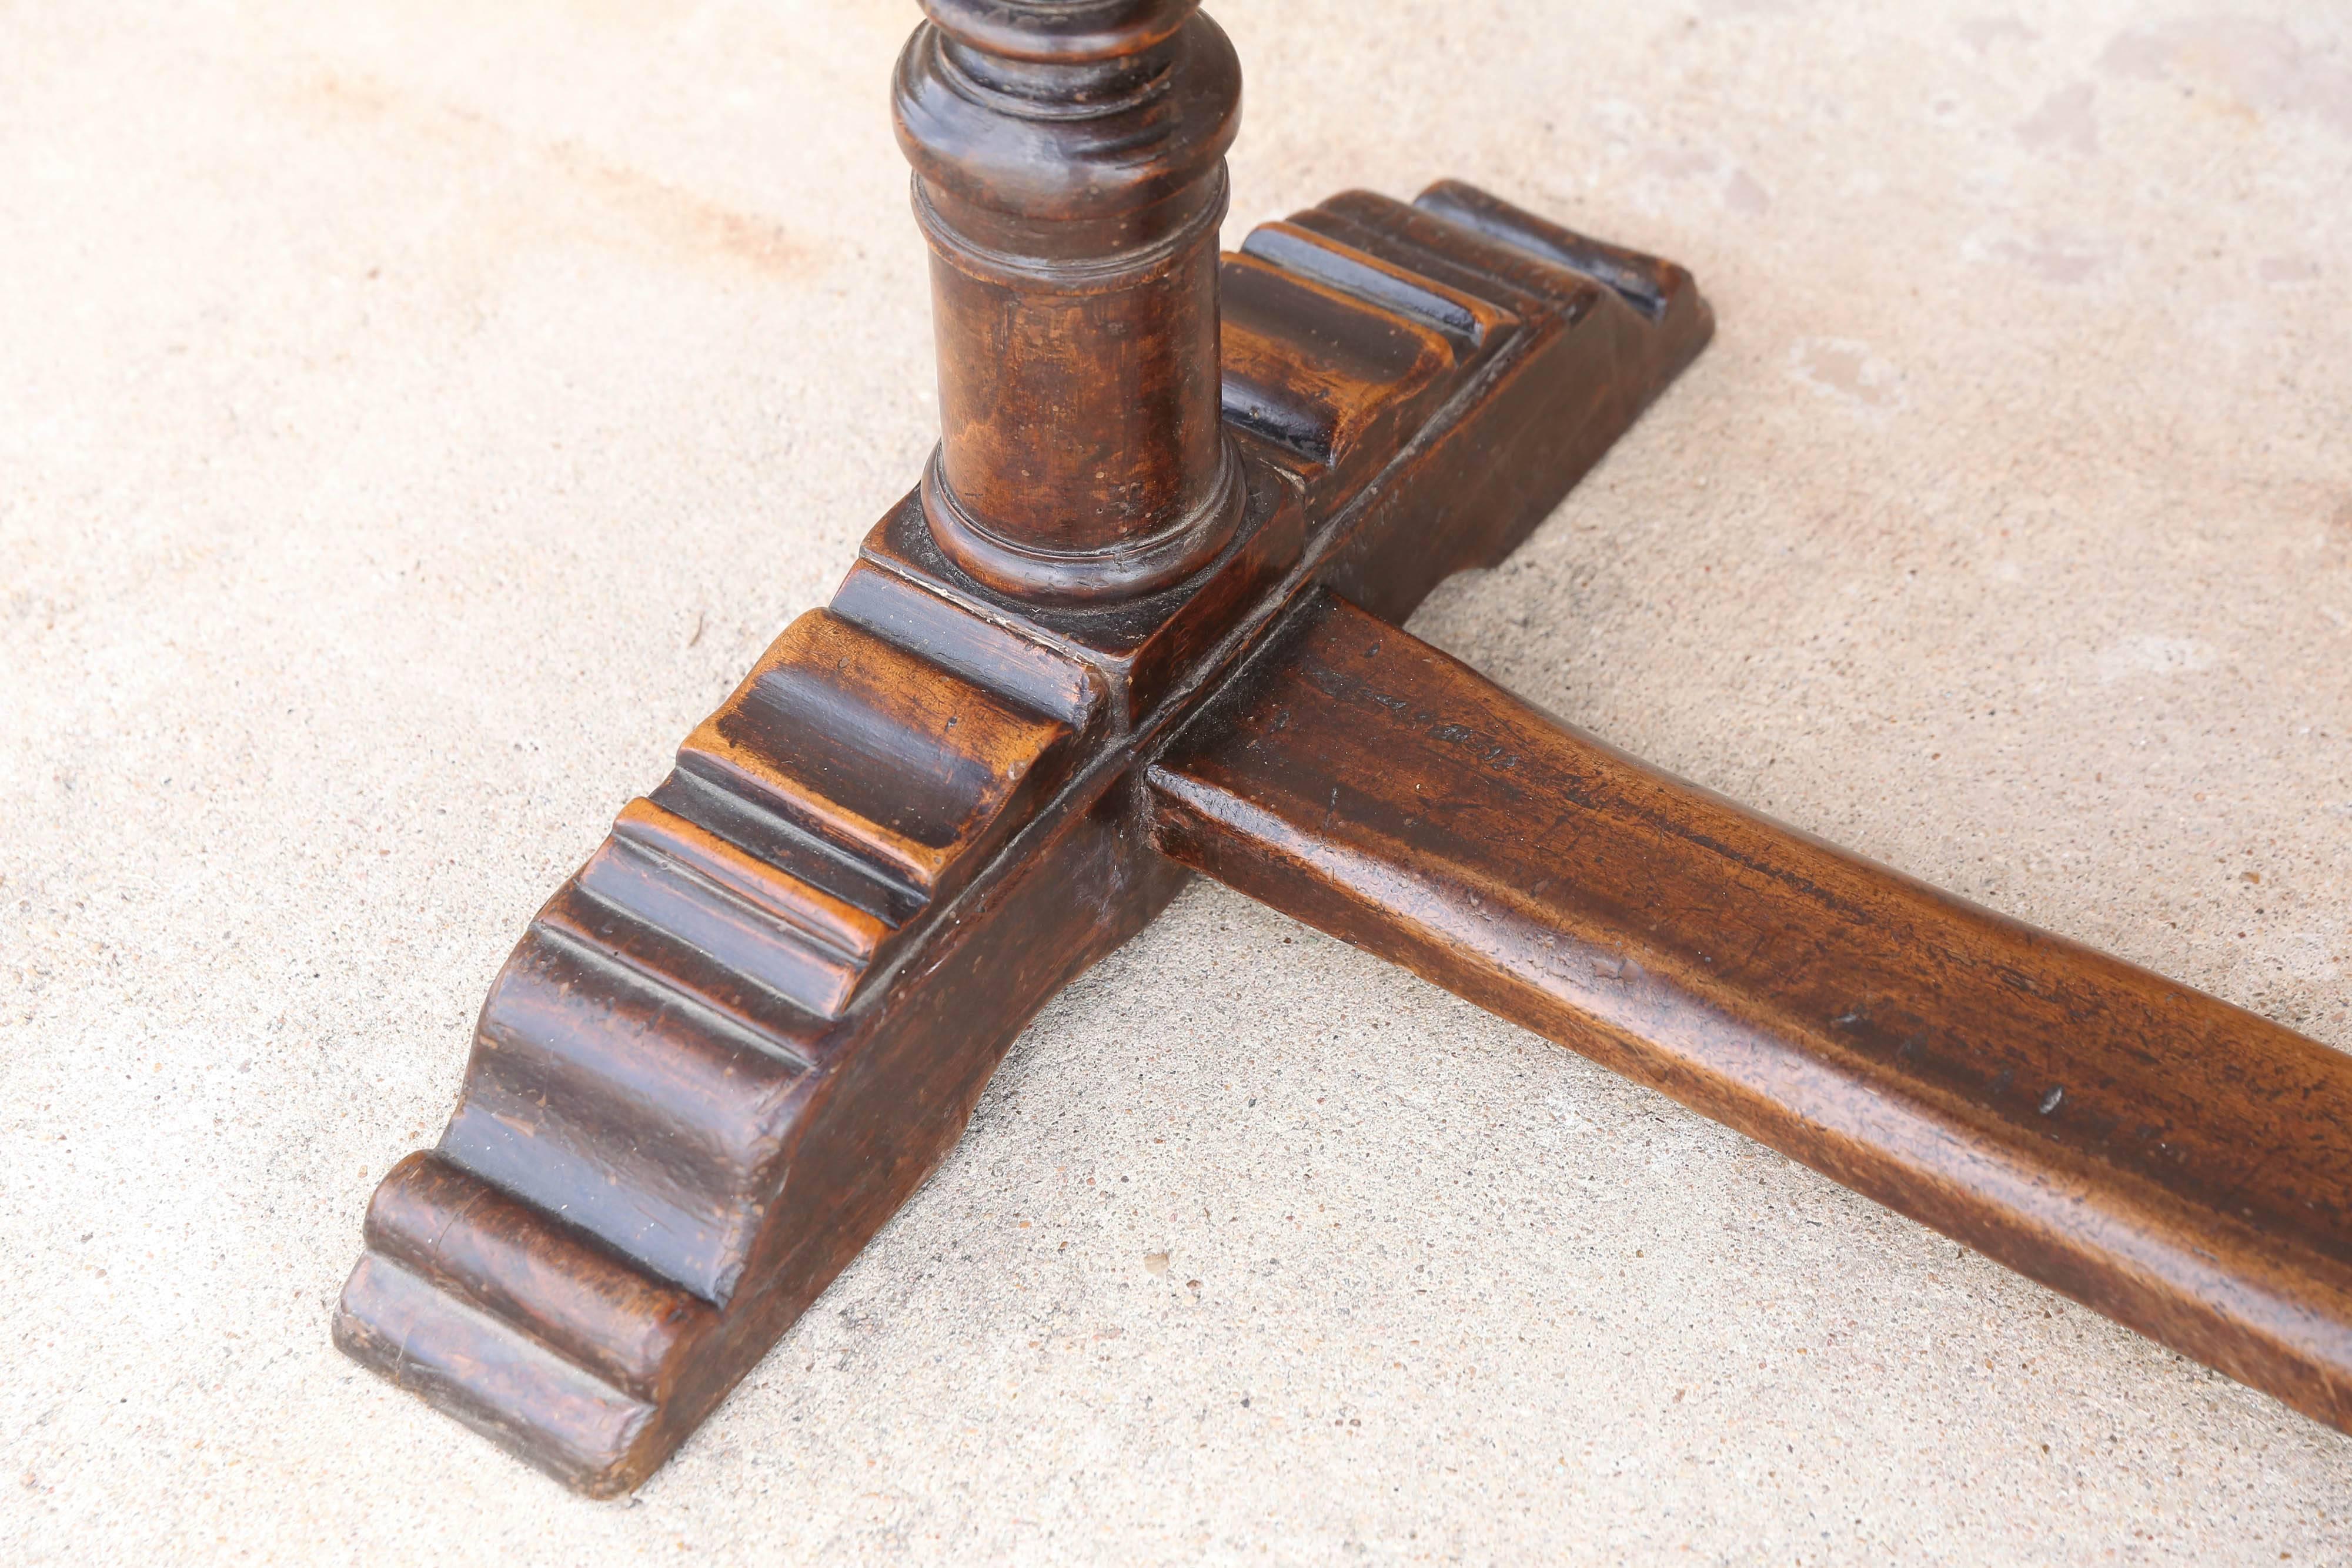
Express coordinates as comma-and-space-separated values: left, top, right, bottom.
894, 0, 1245, 603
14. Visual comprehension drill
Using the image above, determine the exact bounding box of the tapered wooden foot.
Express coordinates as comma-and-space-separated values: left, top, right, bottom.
1150, 591, 2352, 1438
332, 175, 1712, 1493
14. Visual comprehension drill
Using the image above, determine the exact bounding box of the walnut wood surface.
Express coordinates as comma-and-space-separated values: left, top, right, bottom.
332, 163, 1713, 1494
896, 0, 1243, 601
1149, 591, 2352, 1437
333, 0, 2347, 1492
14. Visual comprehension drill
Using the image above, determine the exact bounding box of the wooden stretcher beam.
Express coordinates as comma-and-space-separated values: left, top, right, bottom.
1150, 589, 2352, 1437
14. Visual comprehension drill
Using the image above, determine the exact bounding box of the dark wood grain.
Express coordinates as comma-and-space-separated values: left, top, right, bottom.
336, 0, 2348, 1492
1149, 590, 2352, 1436
332, 111, 1714, 1495
895, 0, 1243, 601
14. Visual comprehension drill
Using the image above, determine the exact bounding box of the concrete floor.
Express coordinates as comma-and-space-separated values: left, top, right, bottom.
4, 1, 2347, 1561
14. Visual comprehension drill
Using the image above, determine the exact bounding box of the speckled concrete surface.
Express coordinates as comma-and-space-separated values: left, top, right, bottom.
4, 1, 2348, 1562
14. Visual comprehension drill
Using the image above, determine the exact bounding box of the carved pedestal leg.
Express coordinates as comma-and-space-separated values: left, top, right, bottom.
332, 0, 1715, 1493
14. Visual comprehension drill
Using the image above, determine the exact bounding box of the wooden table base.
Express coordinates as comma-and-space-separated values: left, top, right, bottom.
334, 173, 1712, 1495
1152, 591, 2352, 1442
333, 0, 2348, 1496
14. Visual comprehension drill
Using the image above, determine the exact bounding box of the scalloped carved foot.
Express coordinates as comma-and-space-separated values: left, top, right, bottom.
333, 177, 1711, 1494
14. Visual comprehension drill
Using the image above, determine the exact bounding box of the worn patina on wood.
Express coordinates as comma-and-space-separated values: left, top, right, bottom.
335, 0, 2348, 1496
1151, 591, 2352, 1439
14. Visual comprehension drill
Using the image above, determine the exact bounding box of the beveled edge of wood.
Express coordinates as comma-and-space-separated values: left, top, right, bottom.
332, 180, 1715, 1494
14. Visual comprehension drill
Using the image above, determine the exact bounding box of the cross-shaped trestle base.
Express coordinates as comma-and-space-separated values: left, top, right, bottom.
335, 2, 2352, 1496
